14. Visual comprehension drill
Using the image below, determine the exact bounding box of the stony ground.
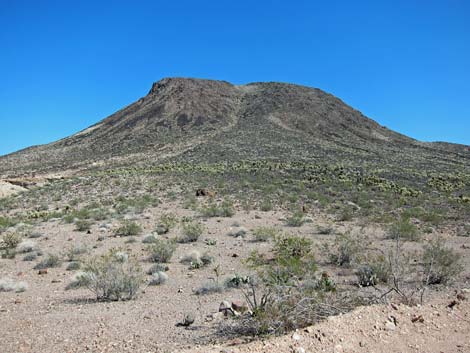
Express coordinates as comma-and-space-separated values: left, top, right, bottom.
1, 186, 469, 353
182, 296, 470, 353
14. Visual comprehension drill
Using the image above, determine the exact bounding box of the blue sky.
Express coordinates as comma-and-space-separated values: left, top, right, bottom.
1, 0, 469, 156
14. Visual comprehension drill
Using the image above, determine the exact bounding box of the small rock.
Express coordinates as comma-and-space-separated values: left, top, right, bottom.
231, 300, 248, 313
219, 300, 231, 312
38, 269, 48, 275
176, 313, 195, 327
385, 321, 396, 331
411, 315, 424, 323
292, 332, 301, 341
296, 348, 306, 353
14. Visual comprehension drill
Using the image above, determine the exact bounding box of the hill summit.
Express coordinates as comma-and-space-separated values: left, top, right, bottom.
0, 77, 468, 177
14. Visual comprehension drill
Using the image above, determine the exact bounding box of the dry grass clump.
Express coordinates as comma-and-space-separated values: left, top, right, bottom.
65, 249, 143, 301
34, 253, 61, 270
0, 278, 28, 293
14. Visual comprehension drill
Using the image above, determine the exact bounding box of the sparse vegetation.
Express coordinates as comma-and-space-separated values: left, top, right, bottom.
325, 233, 365, 268
200, 200, 235, 217
179, 221, 204, 243
284, 211, 305, 227
149, 271, 168, 285
115, 221, 142, 237
34, 253, 61, 270
252, 227, 277, 242
423, 238, 463, 285
387, 218, 419, 241
147, 239, 177, 263
0, 278, 28, 293
65, 250, 143, 301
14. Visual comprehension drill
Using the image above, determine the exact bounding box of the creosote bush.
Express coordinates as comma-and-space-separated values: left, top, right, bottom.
325, 233, 365, 268
149, 271, 168, 286
423, 238, 462, 285
252, 227, 277, 242
34, 253, 61, 270
284, 211, 305, 227
115, 221, 142, 237
179, 221, 204, 243
75, 219, 92, 232
147, 239, 177, 263
225, 234, 356, 336
200, 200, 235, 218
65, 249, 143, 301
387, 218, 419, 241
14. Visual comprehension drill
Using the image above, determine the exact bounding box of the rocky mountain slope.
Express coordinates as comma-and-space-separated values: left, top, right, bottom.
1, 77, 469, 177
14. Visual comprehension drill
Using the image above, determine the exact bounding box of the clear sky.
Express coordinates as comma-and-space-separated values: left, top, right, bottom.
1, 0, 469, 156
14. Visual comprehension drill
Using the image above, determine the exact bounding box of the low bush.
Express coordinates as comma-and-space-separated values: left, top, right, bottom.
146, 263, 168, 275
65, 250, 143, 301
0, 278, 27, 293
194, 281, 225, 295
115, 221, 142, 237
356, 254, 390, 287
34, 253, 61, 270
16, 240, 37, 253
387, 218, 419, 241
179, 222, 204, 243
75, 219, 92, 232
223, 234, 358, 336
149, 271, 168, 286
284, 211, 305, 227
325, 233, 365, 268
147, 239, 177, 263
252, 227, 277, 242
423, 239, 463, 285
200, 200, 235, 218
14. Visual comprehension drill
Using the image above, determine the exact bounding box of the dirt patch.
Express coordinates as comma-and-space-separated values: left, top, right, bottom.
0, 181, 27, 198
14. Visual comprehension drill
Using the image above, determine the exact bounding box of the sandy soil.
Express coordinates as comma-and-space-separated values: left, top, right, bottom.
0, 181, 26, 198
1, 203, 469, 353
181, 296, 470, 353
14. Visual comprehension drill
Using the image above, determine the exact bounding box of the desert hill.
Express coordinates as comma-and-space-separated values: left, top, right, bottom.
1, 77, 468, 178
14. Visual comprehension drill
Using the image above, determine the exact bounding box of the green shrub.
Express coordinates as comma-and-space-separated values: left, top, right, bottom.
0, 216, 15, 231
231, 235, 357, 336
159, 213, 178, 229
1, 232, 22, 249
259, 199, 273, 212
387, 218, 419, 241
179, 222, 204, 243
115, 221, 142, 236
149, 271, 168, 285
66, 261, 81, 271
200, 200, 235, 218
356, 254, 390, 286
147, 239, 177, 263
65, 250, 143, 300
194, 281, 225, 295
284, 211, 305, 227
252, 227, 277, 242
75, 219, 92, 232
0, 278, 28, 293
65, 244, 88, 262
34, 253, 61, 270
147, 263, 169, 275
326, 233, 364, 268
142, 235, 158, 244
423, 239, 463, 285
